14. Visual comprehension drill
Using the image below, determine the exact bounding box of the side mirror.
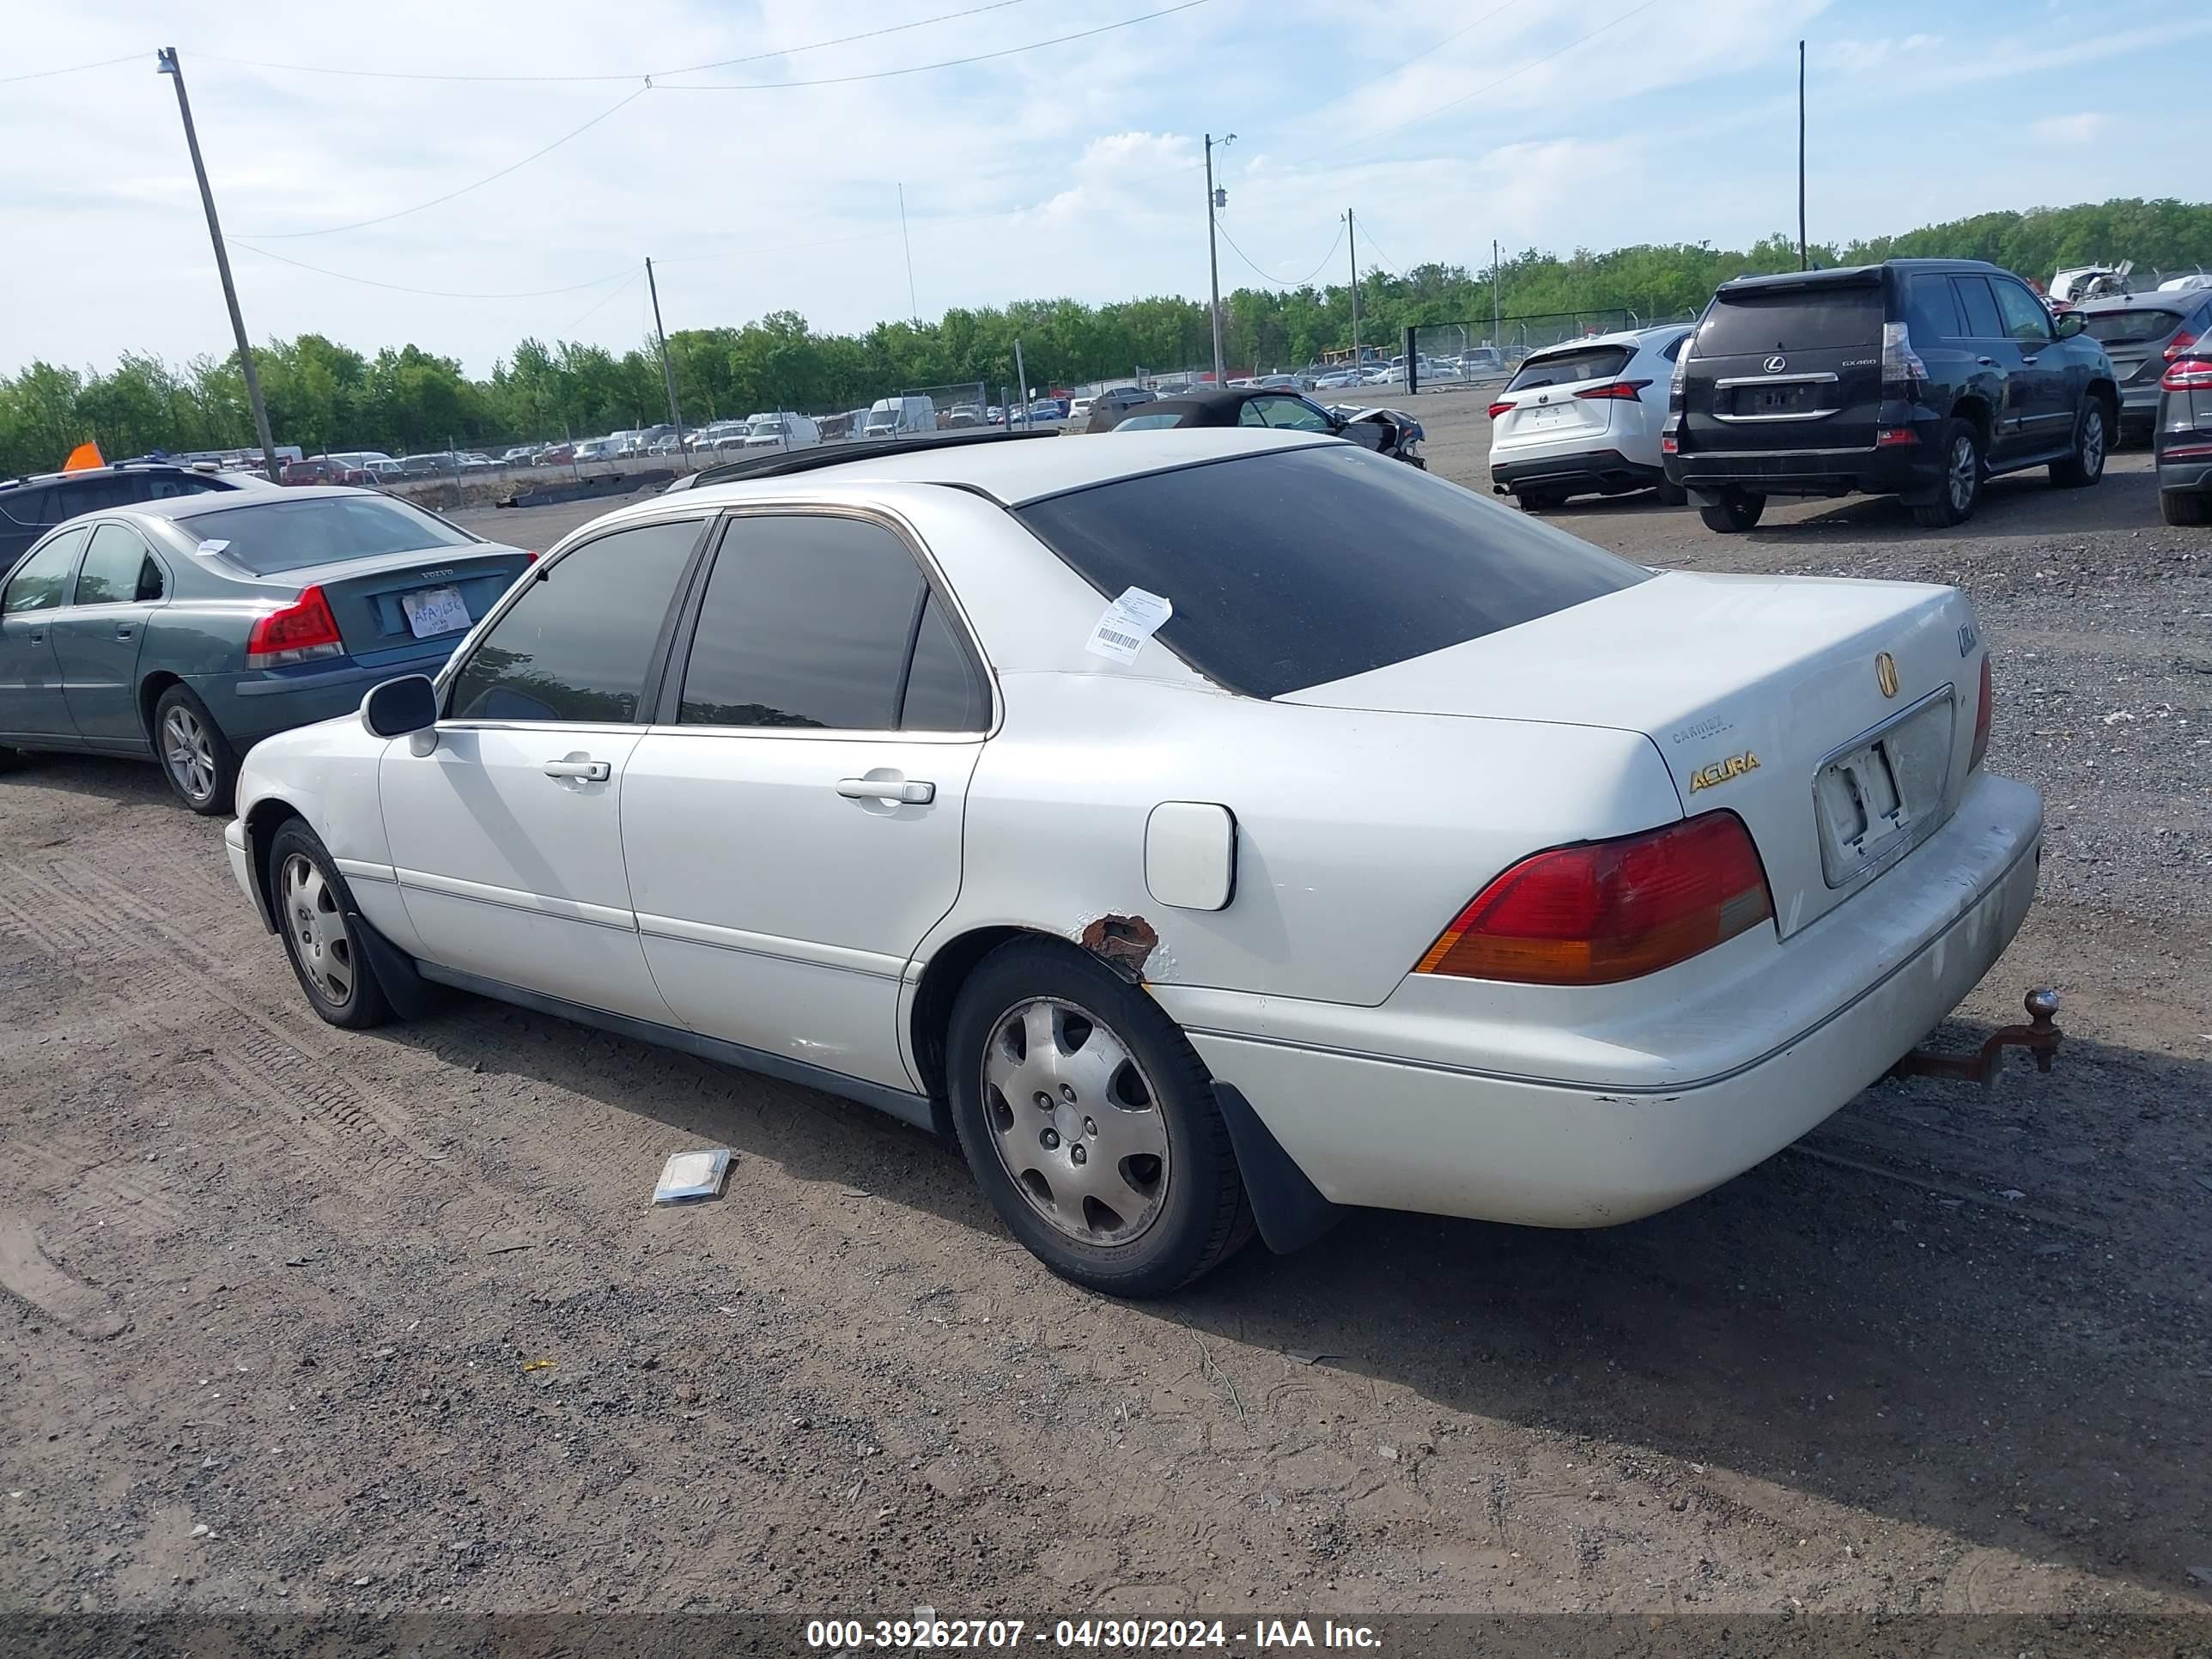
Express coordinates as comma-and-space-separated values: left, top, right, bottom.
2052, 309, 2086, 340
362, 673, 439, 739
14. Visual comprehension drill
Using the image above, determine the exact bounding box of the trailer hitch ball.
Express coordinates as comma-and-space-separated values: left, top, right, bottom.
1890, 988, 2062, 1088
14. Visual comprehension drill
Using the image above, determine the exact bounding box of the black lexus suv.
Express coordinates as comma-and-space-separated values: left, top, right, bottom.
1662, 259, 2118, 532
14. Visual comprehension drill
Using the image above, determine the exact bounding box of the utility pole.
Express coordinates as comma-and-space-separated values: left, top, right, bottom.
1012, 339, 1030, 428
1204, 133, 1234, 385
897, 184, 920, 325
1492, 238, 1502, 344
645, 258, 689, 466
1796, 40, 1808, 270
1346, 210, 1361, 366
157, 48, 279, 483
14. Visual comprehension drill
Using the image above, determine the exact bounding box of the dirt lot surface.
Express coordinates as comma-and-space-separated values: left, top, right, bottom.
3, 408, 2208, 1636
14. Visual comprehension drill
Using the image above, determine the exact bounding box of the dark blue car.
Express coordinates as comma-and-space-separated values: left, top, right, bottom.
0, 487, 532, 812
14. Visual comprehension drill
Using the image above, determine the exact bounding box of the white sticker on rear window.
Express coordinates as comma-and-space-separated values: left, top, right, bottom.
1085, 586, 1172, 663
196, 538, 229, 555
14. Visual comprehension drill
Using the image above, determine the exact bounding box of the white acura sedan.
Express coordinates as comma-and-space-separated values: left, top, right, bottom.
224, 429, 2042, 1295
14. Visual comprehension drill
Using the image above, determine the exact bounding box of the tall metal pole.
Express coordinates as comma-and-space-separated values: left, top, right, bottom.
1205, 135, 1225, 385
898, 184, 919, 325
1797, 40, 1808, 270
1492, 238, 1501, 344
645, 258, 690, 466
157, 48, 280, 483
1346, 210, 1361, 366
1012, 339, 1029, 429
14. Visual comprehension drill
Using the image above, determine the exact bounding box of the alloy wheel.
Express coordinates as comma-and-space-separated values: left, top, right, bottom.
2081, 408, 2105, 477
162, 706, 216, 804
1948, 434, 1978, 513
282, 853, 355, 1007
980, 997, 1171, 1245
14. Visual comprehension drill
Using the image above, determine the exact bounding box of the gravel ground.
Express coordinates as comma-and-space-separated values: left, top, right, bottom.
2, 411, 2207, 1637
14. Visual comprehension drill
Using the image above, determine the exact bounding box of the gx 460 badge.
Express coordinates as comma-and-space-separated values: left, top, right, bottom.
1689, 751, 1759, 792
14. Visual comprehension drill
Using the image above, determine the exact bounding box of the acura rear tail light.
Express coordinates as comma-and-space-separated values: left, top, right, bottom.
1574, 379, 1653, 401
1881, 320, 1929, 388
1413, 811, 1775, 987
2163, 330, 2198, 362
1968, 653, 1993, 773
1486, 400, 1516, 419
245, 585, 343, 669
2160, 356, 2212, 392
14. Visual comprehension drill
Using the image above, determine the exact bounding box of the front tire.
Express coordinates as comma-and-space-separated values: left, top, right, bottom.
2050, 399, 2107, 488
1911, 418, 1984, 527
153, 684, 239, 815
268, 821, 392, 1030
1697, 489, 1765, 532
946, 939, 1250, 1296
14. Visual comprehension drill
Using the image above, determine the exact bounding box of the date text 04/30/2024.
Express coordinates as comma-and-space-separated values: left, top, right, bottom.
803, 1618, 1382, 1650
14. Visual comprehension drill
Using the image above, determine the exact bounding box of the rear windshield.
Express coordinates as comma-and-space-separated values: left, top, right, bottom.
179, 495, 476, 574
2079, 307, 2185, 344
1015, 446, 1649, 698
1506, 345, 1630, 391
1697, 283, 1883, 356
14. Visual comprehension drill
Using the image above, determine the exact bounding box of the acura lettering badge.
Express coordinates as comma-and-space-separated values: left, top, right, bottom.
1875, 652, 1899, 698
1763, 355, 1788, 374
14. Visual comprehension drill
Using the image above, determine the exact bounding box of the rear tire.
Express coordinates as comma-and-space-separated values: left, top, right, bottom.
1911, 418, 1984, 527
268, 820, 393, 1030
945, 939, 1251, 1297
153, 684, 239, 815
2160, 489, 2210, 526
2050, 398, 2107, 488
1697, 489, 1765, 532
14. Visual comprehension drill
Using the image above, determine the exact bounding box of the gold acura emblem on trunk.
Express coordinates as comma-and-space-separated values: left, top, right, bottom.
1875, 652, 1899, 698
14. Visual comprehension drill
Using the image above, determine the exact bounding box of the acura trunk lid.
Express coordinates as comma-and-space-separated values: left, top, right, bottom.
1282, 570, 1984, 937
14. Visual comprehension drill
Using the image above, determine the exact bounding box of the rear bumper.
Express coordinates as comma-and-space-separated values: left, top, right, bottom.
1161, 770, 2043, 1228
222, 817, 271, 931
206, 643, 454, 744
1664, 439, 1934, 499
2157, 458, 2212, 494
1490, 447, 1663, 495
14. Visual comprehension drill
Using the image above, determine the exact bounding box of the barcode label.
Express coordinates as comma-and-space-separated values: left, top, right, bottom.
1084, 586, 1173, 665
1100, 628, 1139, 650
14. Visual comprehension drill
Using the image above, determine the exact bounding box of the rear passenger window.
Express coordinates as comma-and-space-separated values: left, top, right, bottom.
1952, 276, 2005, 338
900, 595, 990, 732
678, 515, 948, 732
1904, 273, 1964, 341
448, 519, 701, 723
74, 524, 157, 605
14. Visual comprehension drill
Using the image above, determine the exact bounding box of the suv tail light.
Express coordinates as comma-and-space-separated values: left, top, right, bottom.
245, 585, 343, 670
1413, 811, 1775, 987
2163, 330, 2198, 362
1574, 379, 1653, 401
2160, 356, 2212, 392
1882, 319, 1929, 388
1486, 399, 1516, 419
1968, 653, 1993, 773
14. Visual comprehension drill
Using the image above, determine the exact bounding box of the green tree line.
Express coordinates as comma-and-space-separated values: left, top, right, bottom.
5, 197, 2207, 477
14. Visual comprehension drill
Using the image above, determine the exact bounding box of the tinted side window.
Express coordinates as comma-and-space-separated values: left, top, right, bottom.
448, 519, 700, 723
678, 515, 925, 731
0, 485, 56, 531
1994, 279, 2051, 344
146, 475, 222, 501
74, 525, 155, 605
1018, 446, 1649, 699
901, 594, 989, 732
1952, 276, 2005, 338
1904, 273, 1964, 340
2, 530, 88, 614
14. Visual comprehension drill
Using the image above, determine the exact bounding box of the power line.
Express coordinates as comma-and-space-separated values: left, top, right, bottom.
232, 240, 635, 300
1217, 222, 1343, 289
193, 0, 1035, 85
0, 51, 141, 85
563, 267, 644, 331
659, 0, 1212, 90
1355, 226, 1410, 279
1322, 0, 1525, 108
243, 84, 651, 239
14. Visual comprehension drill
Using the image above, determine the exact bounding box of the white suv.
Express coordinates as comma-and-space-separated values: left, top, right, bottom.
1486, 325, 1692, 510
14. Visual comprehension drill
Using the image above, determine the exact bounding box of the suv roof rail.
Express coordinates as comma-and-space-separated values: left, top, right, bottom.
672, 427, 1060, 491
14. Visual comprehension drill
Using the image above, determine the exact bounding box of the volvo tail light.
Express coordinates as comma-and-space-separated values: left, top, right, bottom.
1413, 812, 1775, 987
1969, 653, 1993, 773
244, 586, 343, 670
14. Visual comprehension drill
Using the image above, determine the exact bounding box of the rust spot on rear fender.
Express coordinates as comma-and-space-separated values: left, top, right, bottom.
1079, 914, 1159, 981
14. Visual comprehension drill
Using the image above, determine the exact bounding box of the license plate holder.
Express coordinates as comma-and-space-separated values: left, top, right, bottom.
399, 584, 470, 640
1744, 383, 1817, 416
1814, 695, 1955, 887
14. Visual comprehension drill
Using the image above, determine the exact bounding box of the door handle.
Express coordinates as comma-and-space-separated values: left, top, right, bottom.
27, 630, 42, 644
2019, 355, 2039, 366
1977, 356, 1995, 367
116, 625, 134, 640
837, 777, 934, 805
543, 758, 611, 781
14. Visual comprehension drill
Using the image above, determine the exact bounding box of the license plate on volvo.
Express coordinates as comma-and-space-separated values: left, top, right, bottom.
399, 585, 470, 639
1814, 694, 1956, 887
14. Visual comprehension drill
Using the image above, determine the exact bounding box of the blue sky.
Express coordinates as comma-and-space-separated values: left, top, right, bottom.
6, 0, 2210, 376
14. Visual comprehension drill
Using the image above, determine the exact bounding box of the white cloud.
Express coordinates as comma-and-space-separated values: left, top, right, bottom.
2031, 112, 2108, 144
